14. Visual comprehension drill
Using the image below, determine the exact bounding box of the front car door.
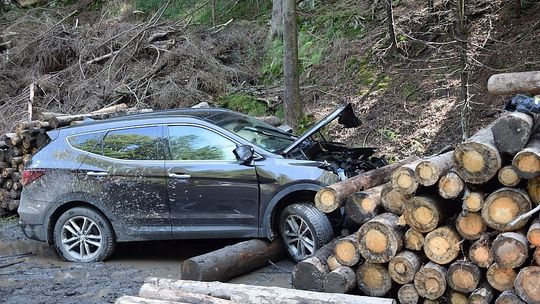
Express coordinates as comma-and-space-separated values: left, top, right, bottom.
164, 124, 259, 239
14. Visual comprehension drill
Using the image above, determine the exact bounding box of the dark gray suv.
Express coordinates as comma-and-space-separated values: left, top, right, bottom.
18, 104, 383, 262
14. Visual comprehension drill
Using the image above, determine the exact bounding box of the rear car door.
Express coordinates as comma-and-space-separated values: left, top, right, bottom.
79, 125, 171, 240
165, 124, 259, 238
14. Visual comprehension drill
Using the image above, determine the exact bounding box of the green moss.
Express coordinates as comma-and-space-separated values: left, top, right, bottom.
219, 93, 269, 116
379, 128, 400, 142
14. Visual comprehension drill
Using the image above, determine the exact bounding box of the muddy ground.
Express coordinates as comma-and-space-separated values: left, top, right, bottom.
0, 217, 294, 304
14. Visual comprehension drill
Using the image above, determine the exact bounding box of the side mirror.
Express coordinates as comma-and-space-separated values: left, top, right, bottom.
234, 145, 255, 164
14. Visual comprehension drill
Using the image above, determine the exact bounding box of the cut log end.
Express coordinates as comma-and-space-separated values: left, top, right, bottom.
514, 266, 540, 304
469, 236, 494, 268
456, 212, 486, 240
423, 226, 460, 265
403, 196, 444, 233
438, 172, 465, 199
414, 262, 447, 300
315, 188, 340, 213
388, 250, 423, 285
404, 228, 424, 251
357, 213, 404, 263
323, 266, 356, 294
356, 262, 393, 297
380, 184, 410, 215
481, 188, 532, 231
397, 284, 419, 304
464, 191, 484, 212
492, 232, 529, 269
447, 261, 481, 294
499, 166, 522, 187
487, 263, 517, 292
334, 235, 361, 267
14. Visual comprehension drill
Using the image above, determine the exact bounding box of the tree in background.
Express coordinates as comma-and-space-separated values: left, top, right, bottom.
385, 0, 398, 53
456, 0, 470, 140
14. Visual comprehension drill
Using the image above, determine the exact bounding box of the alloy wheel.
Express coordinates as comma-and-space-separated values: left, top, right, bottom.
282, 214, 316, 259
61, 216, 102, 261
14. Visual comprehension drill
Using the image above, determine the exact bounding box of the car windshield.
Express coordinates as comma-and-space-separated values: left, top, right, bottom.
205, 112, 296, 153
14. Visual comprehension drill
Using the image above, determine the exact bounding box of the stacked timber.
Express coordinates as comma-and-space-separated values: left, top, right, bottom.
0, 104, 152, 214
293, 109, 540, 303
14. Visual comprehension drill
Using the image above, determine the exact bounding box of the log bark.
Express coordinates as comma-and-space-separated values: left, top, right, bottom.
481, 188, 532, 231
138, 284, 232, 304
180, 239, 285, 282
390, 160, 422, 195
414, 262, 447, 300
334, 234, 362, 267
446, 260, 481, 293
323, 266, 356, 294
344, 184, 384, 225
527, 217, 540, 246
315, 156, 419, 213
326, 255, 343, 271
115, 295, 186, 304
514, 266, 540, 304
438, 171, 465, 199
404, 228, 424, 251
492, 232, 529, 268
513, 133, 540, 178
415, 151, 454, 186
487, 263, 517, 292
495, 289, 526, 304
380, 184, 411, 215
423, 226, 461, 265
388, 250, 423, 284
492, 111, 534, 155
403, 195, 446, 233
356, 262, 393, 297
453, 125, 502, 183
397, 284, 418, 304
463, 190, 485, 212
487, 71, 540, 96
292, 239, 337, 291
356, 213, 404, 263
455, 211, 486, 240
469, 283, 494, 304
499, 166, 522, 187
469, 234, 495, 268
143, 277, 397, 304
535, 247, 540, 266
528, 176, 540, 206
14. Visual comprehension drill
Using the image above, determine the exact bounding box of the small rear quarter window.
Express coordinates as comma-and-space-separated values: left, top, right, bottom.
67, 132, 104, 153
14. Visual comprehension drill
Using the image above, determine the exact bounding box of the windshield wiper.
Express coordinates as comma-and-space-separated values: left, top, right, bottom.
244, 127, 295, 141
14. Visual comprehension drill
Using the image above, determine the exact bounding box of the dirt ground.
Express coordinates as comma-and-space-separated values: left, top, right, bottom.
0, 217, 294, 304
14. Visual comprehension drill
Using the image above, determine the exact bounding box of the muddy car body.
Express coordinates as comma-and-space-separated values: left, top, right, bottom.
18, 104, 383, 262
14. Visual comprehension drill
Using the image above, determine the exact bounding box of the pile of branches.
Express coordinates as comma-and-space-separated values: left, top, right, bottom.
0, 3, 265, 134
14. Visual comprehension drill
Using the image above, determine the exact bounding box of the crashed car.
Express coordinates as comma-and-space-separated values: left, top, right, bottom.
18, 104, 385, 262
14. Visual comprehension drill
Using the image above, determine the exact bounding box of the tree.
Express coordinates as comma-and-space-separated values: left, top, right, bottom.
283, 0, 301, 130
456, 0, 470, 140
269, 0, 284, 41
385, 0, 398, 53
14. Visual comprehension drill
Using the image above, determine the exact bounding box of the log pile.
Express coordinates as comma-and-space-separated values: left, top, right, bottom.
293, 110, 540, 303
0, 104, 152, 214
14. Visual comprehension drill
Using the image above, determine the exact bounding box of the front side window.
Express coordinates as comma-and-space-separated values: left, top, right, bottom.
102, 127, 160, 160
168, 126, 237, 161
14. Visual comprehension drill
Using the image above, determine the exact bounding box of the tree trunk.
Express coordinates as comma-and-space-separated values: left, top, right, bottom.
492, 232, 529, 268
492, 111, 534, 155
495, 289, 526, 304
487, 263, 517, 292
388, 250, 423, 284
455, 211, 486, 240
414, 262, 447, 300
142, 277, 397, 304
385, 0, 398, 53
453, 124, 502, 183
315, 156, 418, 213
499, 166, 522, 187
326, 255, 343, 271
487, 71, 540, 96
397, 284, 418, 304
415, 151, 453, 186
438, 171, 465, 199
269, 0, 284, 40
180, 239, 285, 282
456, 0, 470, 139
514, 266, 540, 304
469, 234, 495, 268
481, 188, 532, 231
344, 184, 384, 225
447, 260, 481, 293
115, 295, 189, 304
390, 160, 422, 195
469, 283, 494, 304
404, 228, 424, 251
282, 0, 300, 130
292, 239, 337, 291
380, 183, 411, 215
323, 266, 356, 294
403, 195, 446, 233
528, 217, 540, 246
334, 234, 362, 267
356, 262, 393, 297
513, 133, 540, 179
463, 190, 484, 212
423, 226, 461, 265
138, 285, 233, 304
356, 213, 404, 263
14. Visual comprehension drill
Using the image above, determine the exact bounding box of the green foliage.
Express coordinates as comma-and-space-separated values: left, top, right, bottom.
402, 82, 420, 103
310, 8, 365, 39
219, 93, 269, 116
349, 53, 392, 95
379, 128, 400, 142
297, 114, 316, 134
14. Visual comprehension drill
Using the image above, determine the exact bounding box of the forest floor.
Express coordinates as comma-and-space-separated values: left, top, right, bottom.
0, 218, 294, 303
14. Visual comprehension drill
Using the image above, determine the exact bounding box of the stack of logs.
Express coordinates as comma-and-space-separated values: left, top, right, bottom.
0, 104, 151, 214
293, 110, 540, 304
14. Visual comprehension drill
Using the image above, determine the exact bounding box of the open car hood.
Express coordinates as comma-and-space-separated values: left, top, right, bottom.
282, 103, 361, 154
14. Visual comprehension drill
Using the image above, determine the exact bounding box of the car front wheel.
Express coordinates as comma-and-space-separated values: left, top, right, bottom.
279, 203, 333, 263
53, 207, 116, 262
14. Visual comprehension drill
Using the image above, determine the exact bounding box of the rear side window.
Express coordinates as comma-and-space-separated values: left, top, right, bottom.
102, 127, 161, 160
68, 132, 104, 153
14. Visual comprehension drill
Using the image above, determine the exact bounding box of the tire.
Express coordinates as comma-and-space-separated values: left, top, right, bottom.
279, 203, 333, 263
53, 207, 116, 262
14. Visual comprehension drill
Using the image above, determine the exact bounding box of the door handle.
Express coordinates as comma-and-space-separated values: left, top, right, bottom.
87, 171, 109, 177
168, 173, 191, 179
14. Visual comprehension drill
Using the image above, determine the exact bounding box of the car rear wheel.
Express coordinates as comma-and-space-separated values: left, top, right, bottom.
53, 207, 115, 262
279, 203, 333, 263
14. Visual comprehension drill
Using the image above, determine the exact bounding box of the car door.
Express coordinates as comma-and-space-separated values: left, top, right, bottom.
165, 124, 259, 239
80, 125, 171, 240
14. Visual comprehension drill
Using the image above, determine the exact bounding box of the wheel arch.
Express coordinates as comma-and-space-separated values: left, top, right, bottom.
261, 183, 322, 239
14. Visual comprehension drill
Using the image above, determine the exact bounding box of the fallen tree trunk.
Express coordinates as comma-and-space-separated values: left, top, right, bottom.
292, 239, 337, 291
415, 151, 453, 186
344, 184, 384, 225
492, 111, 534, 155
487, 71, 540, 96
315, 156, 419, 213
137, 285, 233, 304
142, 277, 397, 304
513, 133, 540, 179
180, 239, 285, 281
334, 234, 362, 266
380, 184, 411, 215
481, 188, 532, 231
323, 266, 357, 294
356, 213, 404, 263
